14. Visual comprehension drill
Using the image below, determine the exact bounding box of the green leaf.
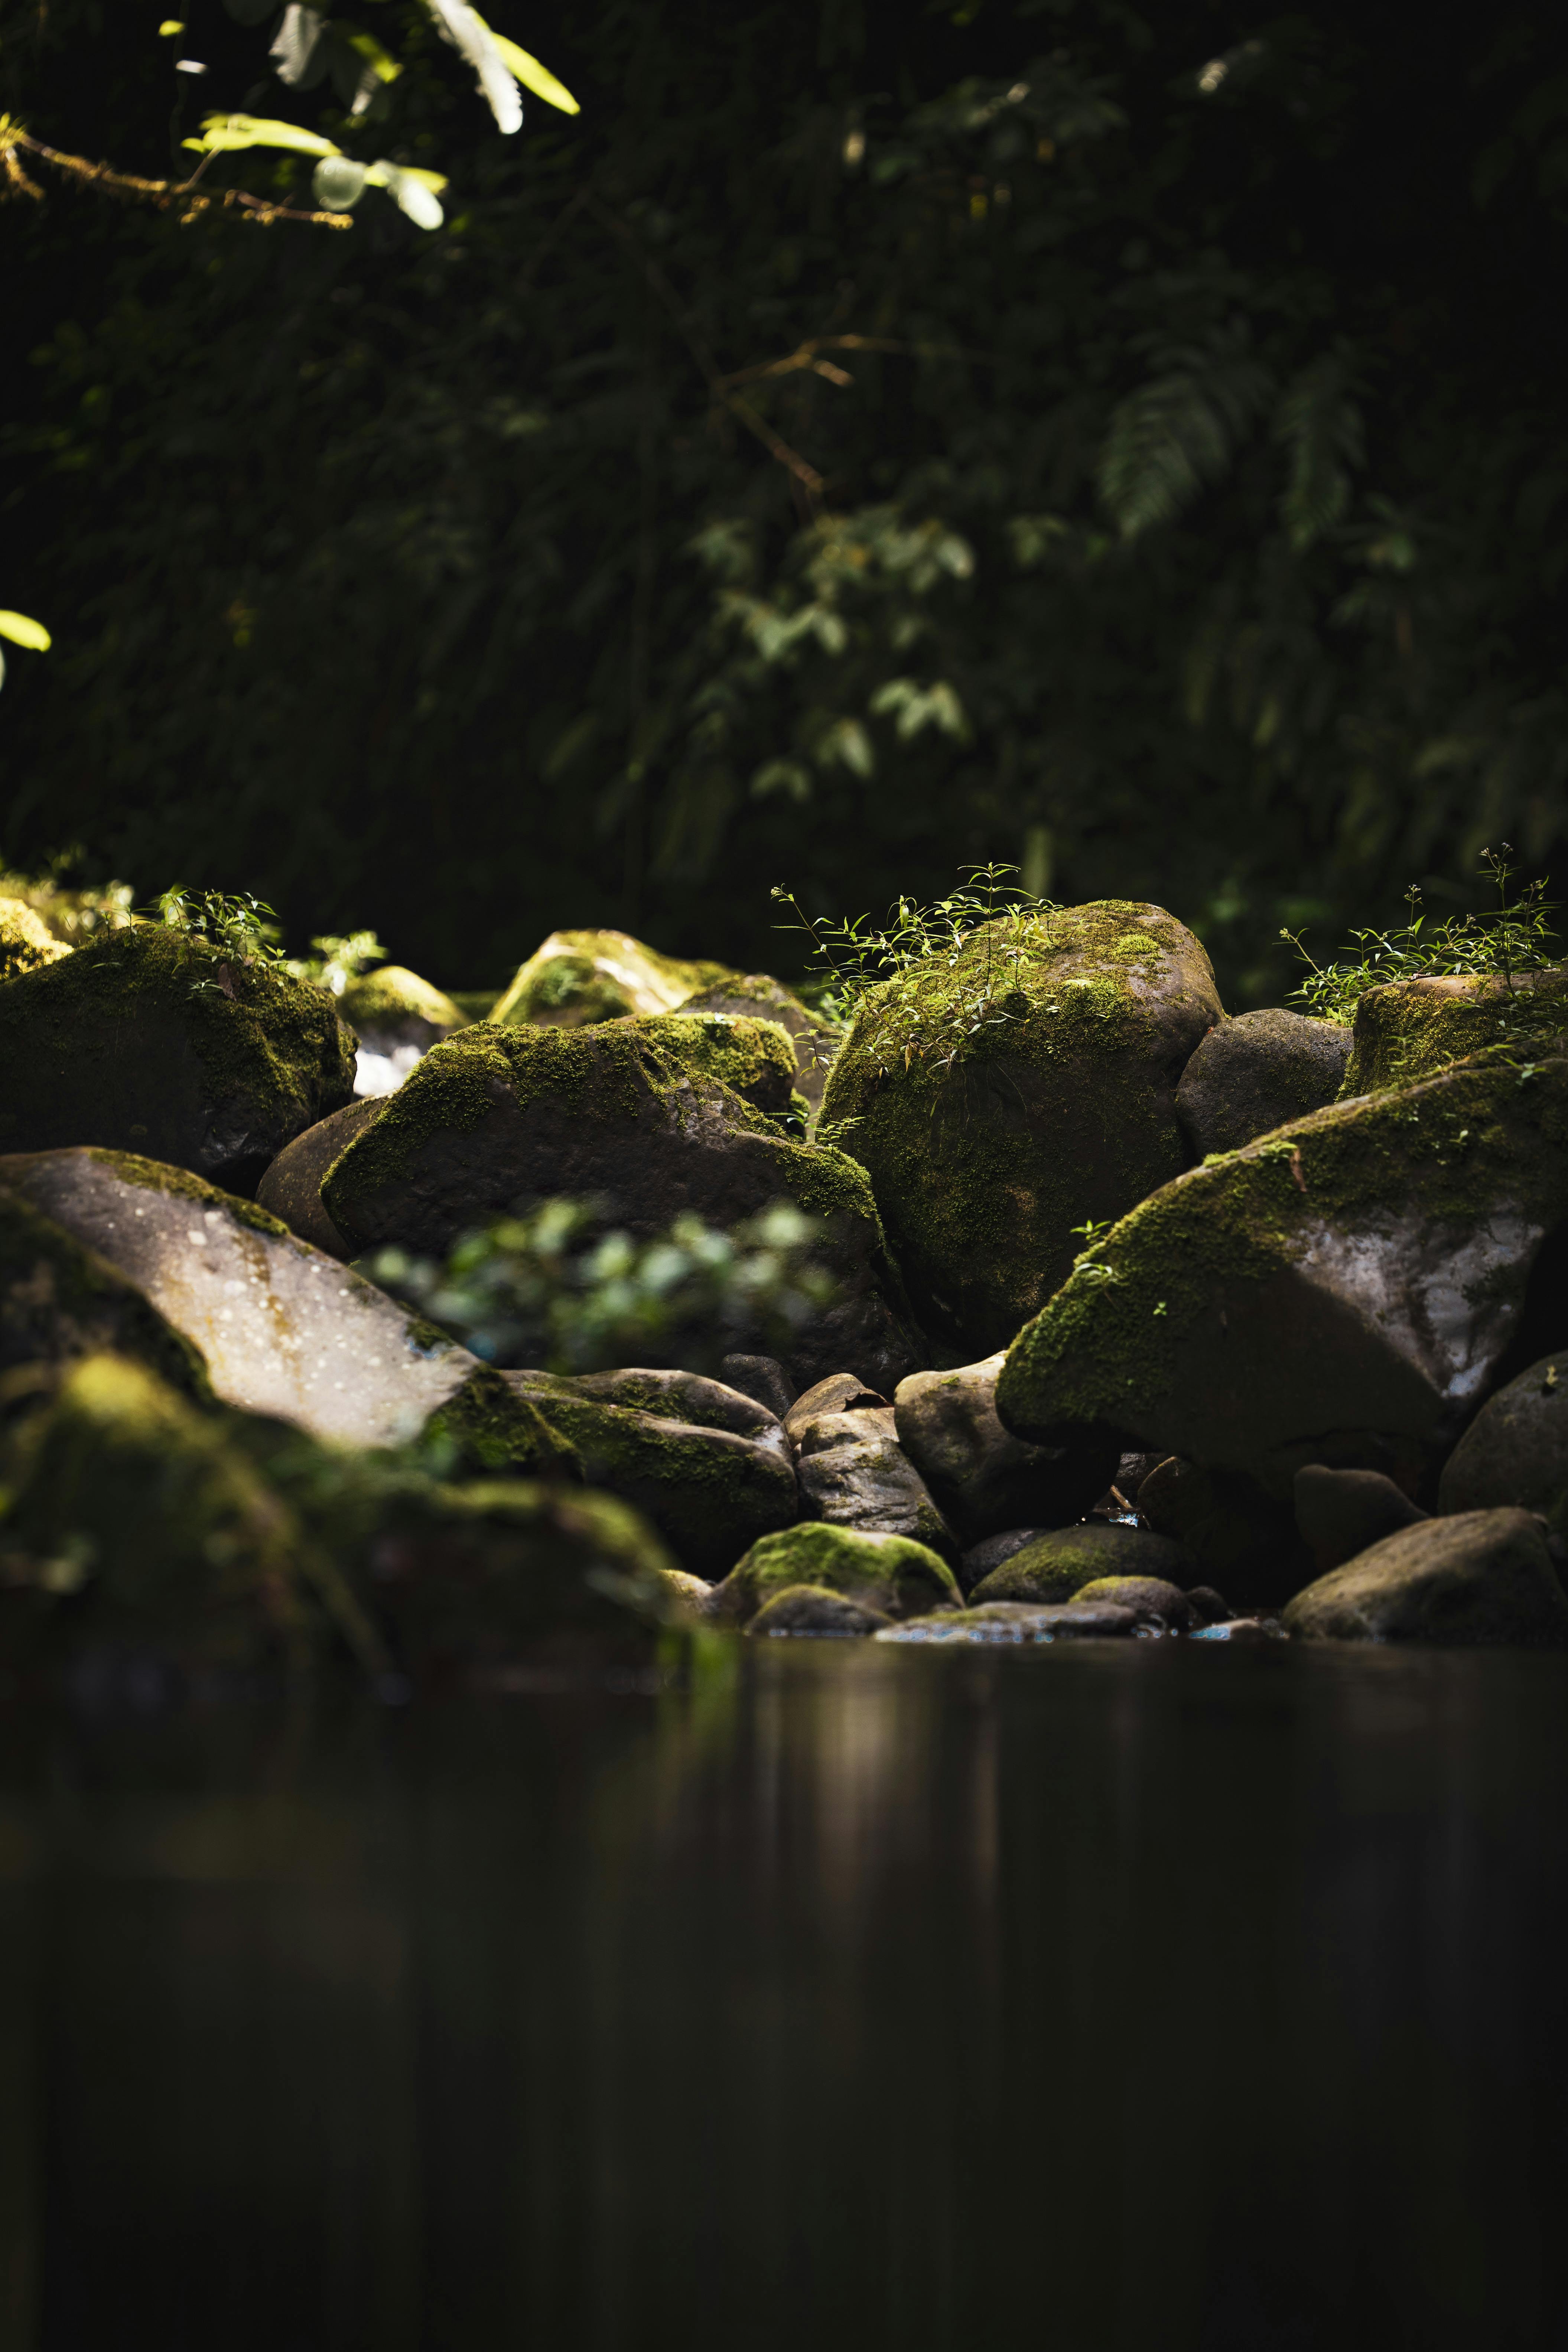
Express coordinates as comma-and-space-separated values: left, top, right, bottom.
187, 113, 342, 158
1099, 342, 1275, 540
0, 611, 51, 651
477, 22, 580, 114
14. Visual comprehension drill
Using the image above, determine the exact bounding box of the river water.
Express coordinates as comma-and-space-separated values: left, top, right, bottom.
2, 1637, 1566, 2349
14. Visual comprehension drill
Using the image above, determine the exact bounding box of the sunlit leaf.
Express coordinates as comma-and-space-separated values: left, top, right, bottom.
270, 3, 331, 88
188, 113, 342, 158
372, 162, 446, 228
422, 0, 521, 133
477, 21, 580, 114
0, 612, 51, 651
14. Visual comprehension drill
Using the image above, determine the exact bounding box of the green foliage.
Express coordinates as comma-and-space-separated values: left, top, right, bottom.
1285, 847, 1560, 1026
149, 883, 286, 967
773, 863, 1047, 1030
365, 1197, 835, 1374
284, 928, 387, 993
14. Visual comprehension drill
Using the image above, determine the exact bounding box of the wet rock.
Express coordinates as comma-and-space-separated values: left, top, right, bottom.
1438, 1351, 1568, 1528
970, 1520, 1190, 1606
492, 928, 735, 1029
1343, 966, 1568, 1096
503, 1372, 797, 1577
894, 1352, 1120, 1542
0, 923, 356, 1194
875, 1600, 1139, 1644
720, 1353, 798, 1418
0, 1146, 570, 1465
1176, 1008, 1351, 1157
1184, 1585, 1233, 1625
996, 1053, 1568, 1499
1294, 1463, 1428, 1575
256, 1097, 383, 1259
1189, 1617, 1290, 1645
1138, 1455, 1310, 1608
958, 1526, 1054, 1596
677, 973, 839, 1109
793, 1406, 958, 1558
1072, 1574, 1195, 1628
747, 1584, 892, 1637
320, 1018, 924, 1393
0, 897, 71, 983
1115, 1451, 1167, 1499
341, 965, 465, 1054
1283, 1507, 1568, 1647
819, 900, 1223, 1357
710, 1522, 959, 1625
783, 1373, 888, 1438
0, 1179, 211, 1400
656, 1568, 715, 1619
547, 1365, 790, 1452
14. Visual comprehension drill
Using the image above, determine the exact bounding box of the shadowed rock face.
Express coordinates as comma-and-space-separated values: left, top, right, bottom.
818, 901, 1223, 1358
1283, 1509, 1568, 1648
0, 1147, 484, 1451
996, 1054, 1568, 1499
257, 1097, 383, 1259
1176, 1008, 1350, 1158
894, 1352, 1119, 1542
0, 924, 355, 1195
791, 1406, 958, 1560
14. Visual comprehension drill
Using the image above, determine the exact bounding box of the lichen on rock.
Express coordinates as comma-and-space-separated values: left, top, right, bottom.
1340, 965, 1568, 1097
0, 897, 72, 984
709, 1520, 960, 1624
492, 928, 736, 1029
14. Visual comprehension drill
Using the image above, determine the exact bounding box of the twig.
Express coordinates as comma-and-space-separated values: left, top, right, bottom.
0, 125, 352, 228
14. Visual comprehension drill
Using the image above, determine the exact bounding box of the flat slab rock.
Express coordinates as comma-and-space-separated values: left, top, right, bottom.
0, 1148, 485, 1450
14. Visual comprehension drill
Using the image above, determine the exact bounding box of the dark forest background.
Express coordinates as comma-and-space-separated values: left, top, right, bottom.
3, 0, 1567, 1001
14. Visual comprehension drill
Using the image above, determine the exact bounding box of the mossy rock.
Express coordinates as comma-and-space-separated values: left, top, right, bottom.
256, 1097, 383, 1258
502, 1372, 797, 1576
1282, 1508, 1568, 1647
710, 1521, 959, 1623
0, 923, 357, 1194
818, 901, 1223, 1356
492, 928, 736, 1029
1341, 966, 1568, 1096
320, 1016, 924, 1393
1437, 1351, 1568, 1529
996, 1051, 1568, 1497
1176, 1008, 1351, 1156
746, 1582, 891, 1636
969, 1521, 1188, 1604
0, 1179, 212, 1400
677, 972, 839, 1109
0, 897, 71, 984
0, 1146, 571, 1471
339, 964, 465, 1049
614, 1011, 800, 1120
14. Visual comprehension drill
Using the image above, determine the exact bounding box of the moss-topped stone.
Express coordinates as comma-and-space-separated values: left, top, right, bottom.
340, 965, 465, 1053
709, 1522, 960, 1624
677, 972, 839, 1108
615, 1012, 799, 1121
321, 1017, 924, 1392
0, 923, 356, 1193
1340, 966, 1568, 1096
492, 928, 736, 1029
969, 1520, 1189, 1604
818, 901, 1222, 1356
996, 1052, 1568, 1497
1282, 1508, 1568, 1647
0, 1146, 569, 1468
0, 897, 71, 984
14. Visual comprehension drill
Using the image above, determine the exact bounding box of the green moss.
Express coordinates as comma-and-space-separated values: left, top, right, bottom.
625, 1012, 798, 1113
491, 927, 738, 1029
817, 900, 1221, 1353
0, 1183, 214, 1399
0, 898, 71, 983
713, 1520, 959, 1621
339, 964, 463, 1032
1341, 967, 1568, 1095
86, 1148, 295, 1239
423, 1364, 582, 1478
996, 1050, 1568, 1441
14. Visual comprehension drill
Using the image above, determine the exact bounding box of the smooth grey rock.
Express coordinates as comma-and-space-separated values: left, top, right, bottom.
720, 1353, 798, 1419
1177, 1008, 1351, 1158
784, 1372, 888, 1441
894, 1352, 1119, 1542
1294, 1463, 1428, 1575
0, 1146, 491, 1450
1283, 1508, 1568, 1647
793, 1406, 958, 1560
1071, 1574, 1196, 1628
257, 1097, 382, 1260
1189, 1617, 1290, 1644
875, 1600, 1140, 1644
1438, 1351, 1568, 1527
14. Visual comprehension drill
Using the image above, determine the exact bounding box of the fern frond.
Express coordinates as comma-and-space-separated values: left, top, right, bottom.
1098, 344, 1274, 540
1274, 350, 1364, 551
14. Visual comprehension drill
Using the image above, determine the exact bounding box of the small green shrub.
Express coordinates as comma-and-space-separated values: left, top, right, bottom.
1283, 846, 1558, 1027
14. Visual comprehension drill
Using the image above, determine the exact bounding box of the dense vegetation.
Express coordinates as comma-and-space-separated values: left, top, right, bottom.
2, 0, 1566, 1002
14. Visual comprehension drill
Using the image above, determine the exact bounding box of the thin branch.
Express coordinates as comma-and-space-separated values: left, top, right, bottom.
718, 334, 987, 390
0, 126, 352, 228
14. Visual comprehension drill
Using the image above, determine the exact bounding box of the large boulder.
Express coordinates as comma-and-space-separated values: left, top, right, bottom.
1438, 1351, 1568, 1527
1341, 966, 1568, 1096
256, 1097, 383, 1258
817, 901, 1223, 1356
0, 897, 71, 983
0, 1178, 211, 1399
1176, 1008, 1350, 1158
0, 924, 355, 1194
502, 1367, 797, 1575
996, 1053, 1568, 1500
709, 1522, 960, 1624
893, 1352, 1119, 1541
320, 1017, 924, 1392
792, 1405, 957, 1558
1282, 1509, 1568, 1647
492, 928, 734, 1029
0, 1147, 570, 1467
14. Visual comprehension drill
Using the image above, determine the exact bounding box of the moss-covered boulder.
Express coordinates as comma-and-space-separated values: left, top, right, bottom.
339, 964, 465, 1051
709, 1521, 959, 1624
968, 1521, 1189, 1605
616, 1012, 800, 1122
1340, 966, 1568, 1096
1176, 1008, 1350, 1157
0, 1180, 211, 1399
492, 928, 735, 1028
320, 1017, 924, 1392
502, 1370, 797, 1576
0, 897, 71, 983
995, 1053, 1568, 1498
256, 1097, 383, 1258
746, 1582, 892, 1636
818, 901, 1223, 1356
0, 1147, 570, 1471
893, 1352, 1119, 1542
1282, 1508, 1568, 1647
677, 972, 838, 1108
1437, 1351, 1568, 1527
0, 924, 356, 1193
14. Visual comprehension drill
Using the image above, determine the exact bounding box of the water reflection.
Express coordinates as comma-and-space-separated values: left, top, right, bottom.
1, 1642, 1566, 2347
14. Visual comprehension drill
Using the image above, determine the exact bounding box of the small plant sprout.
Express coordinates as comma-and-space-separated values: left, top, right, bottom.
1282, 846, 1559, 1028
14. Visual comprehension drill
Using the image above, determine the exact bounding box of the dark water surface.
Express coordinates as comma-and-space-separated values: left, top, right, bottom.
3, 1639, 1568, 2349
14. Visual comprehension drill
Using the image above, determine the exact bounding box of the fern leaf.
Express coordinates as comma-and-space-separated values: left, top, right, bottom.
1098, 345, 1273, 539
1274, 350, 1364, 551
